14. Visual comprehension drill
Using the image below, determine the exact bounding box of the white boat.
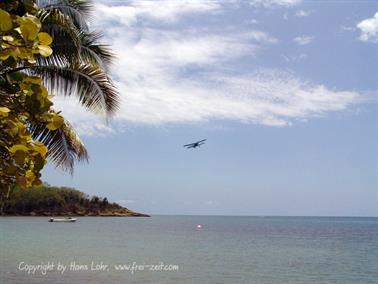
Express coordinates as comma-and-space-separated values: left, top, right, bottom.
49, 217, 77, 222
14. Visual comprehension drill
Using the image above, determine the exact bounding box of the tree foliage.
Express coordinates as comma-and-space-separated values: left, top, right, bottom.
0, 1, 61, 188
4, 185, 132, 216
0, 0, 119, 192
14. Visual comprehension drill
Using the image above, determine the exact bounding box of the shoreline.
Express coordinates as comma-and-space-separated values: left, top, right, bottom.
1, 210, 150, 217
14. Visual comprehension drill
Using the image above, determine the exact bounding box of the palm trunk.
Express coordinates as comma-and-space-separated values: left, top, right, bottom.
0, 185, 11, 215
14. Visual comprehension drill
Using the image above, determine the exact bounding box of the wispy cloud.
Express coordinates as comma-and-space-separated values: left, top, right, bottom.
249, 0, 302, 8
357, 12, 378, 43
52, 1, 363, 136
52, 96, 114, 136
282, 53, 307, 62
204, 200, 219, 206
247, 18, 258, 24
96, 0, 221, 25
55, 68, 359, 132
295, 10, 312, 17
293, 35, 314, 45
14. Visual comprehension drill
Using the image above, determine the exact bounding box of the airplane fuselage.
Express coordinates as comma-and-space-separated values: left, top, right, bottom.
184, 139, 206, 149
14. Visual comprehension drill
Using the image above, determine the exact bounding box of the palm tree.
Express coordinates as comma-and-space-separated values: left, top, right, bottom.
2, 0, 120, 173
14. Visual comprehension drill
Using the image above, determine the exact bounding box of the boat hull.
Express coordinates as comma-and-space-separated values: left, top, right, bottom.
49, 218, 77, 222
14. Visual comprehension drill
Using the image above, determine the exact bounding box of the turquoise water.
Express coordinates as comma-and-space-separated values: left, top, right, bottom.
0, 216, 377, 283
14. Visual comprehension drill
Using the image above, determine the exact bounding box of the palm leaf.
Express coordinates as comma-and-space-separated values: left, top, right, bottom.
79, 32, 114, 69
2, 0, 119, 175
36, 31, 114, 69
27, 63, 120, 115
30, 119, 89, 173
37, 8, 82, 58
38, 0, 93, 30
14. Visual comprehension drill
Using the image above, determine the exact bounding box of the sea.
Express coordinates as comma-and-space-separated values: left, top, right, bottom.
0, 216, 377, 284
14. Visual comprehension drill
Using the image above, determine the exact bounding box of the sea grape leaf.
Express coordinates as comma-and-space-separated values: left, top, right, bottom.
0, 9, 13, 31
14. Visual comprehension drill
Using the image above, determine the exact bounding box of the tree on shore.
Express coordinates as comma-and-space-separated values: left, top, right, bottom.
0, 0, 119, 213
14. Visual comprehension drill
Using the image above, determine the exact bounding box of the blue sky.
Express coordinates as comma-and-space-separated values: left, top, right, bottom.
44, 0, 377, 216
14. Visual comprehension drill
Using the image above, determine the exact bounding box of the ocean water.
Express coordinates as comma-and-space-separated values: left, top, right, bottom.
0, 216, 377, 284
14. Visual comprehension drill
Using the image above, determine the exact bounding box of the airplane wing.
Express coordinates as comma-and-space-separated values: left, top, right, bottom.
184, 139, 206, 147
184, 143, 195, 147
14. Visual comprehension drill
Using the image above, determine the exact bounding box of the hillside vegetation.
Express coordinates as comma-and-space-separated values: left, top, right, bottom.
2, 186, 149, 217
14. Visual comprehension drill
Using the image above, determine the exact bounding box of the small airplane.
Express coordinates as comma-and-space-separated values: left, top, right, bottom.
184, 139, 207, 149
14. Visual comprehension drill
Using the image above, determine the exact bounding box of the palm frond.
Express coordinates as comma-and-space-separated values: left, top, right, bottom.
36, 31, 114, 70
38, 0, 93, 30
27, 64, 120, 115
79, 32, 114, 69
30, 119, 89, 174
2, 0, 118, 176
37, 9, 81, 62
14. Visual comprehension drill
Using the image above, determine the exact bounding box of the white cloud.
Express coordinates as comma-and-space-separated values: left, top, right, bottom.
205, 200, 218, 206
95, 0, 221, 26
249, 0, 301, 8
357, 12, 378, 43
52, 1, 362, 136
52, 96, 115, 136
247, 19, 258, 24
295, 10, 312, 17
55, 69, 359, 133
293, 35, 314, 45
110, 29, 267, 69
282, 53, 307, 62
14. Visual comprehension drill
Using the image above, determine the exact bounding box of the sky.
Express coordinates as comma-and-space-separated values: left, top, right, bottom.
44, 0, 378, 216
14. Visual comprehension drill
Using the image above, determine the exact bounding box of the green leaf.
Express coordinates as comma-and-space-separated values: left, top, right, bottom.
0, 107, 10, 117
33, 154, 45, 172
7, 123, 19, 136
6, 72, 25, 83
16, 176, 27, 188
24, 76, 42, 84
38, 45, 53, 57
38, 32, 53, 45
5, 164, 17, 175
19, 18, 40, 41
0, 9, 13, 31
9, 144, 29, 154
0, 49, 11, 60
30, 64, 119, 114
14, 150, 27, 165
3, 35, 15, 42
34, 143, 48, 157
26, 170, 36, 183
46, 114, 63, 130
33, 179, 44, 187
30, 119, 88, 173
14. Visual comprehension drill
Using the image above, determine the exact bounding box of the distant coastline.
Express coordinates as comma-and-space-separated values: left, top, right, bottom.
1, 186, 150, 217
4, 210, 150, 217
